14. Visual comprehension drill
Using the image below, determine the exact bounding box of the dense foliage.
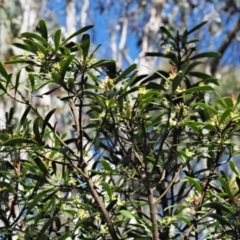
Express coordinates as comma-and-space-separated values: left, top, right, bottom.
0, 20, 240, 240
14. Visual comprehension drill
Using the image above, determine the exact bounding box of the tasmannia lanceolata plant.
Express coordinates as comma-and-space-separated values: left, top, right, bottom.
1, 20, 240, 240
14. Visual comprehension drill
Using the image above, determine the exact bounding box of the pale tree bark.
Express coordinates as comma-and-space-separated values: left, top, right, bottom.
137, 0, 165, 75
65, 0, 77, 41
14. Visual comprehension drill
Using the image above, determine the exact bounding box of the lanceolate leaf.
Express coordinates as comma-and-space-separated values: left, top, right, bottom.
54, 29, 62, 52
36, 19, 48, 40
61, 25, 94, 45
60, 55, 75, 77
4, 138, 36, 146
160, 26, 175, 40
103, 182, 113, 200
115, 64, 137, 84
19, 106, 31, 129
187, 21, 208, 35
189, 52, 221, 60
0, 61, 9, 79
182, 176, 202, 192
90, 59, 115, 69
33, 117, 43, 145
33, 156, 49, 175
81, 34, 90, 60
208, 213, 232, 227
41, 108, 57, 136
20, 32, 49, 46
37, 217, 58, 240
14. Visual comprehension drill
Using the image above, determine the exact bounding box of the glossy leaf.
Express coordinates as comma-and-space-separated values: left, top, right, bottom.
103, 182, 113, 200
41, 108, 57, 136
14, 69, 22, 95
36, 19, 48, 40
182, 176, 202, 192
0, 61, 8, 79
160, 26, 175, 40
183, 85, 214, 94
187, 21, 208, 35
54, 29, 62, 52
172, 74, 184, 93
20, 32, 49, 46
115, 64, 137, 84
4, 138, 36, 146
33, 156, 49, 175
190, 52, 221, 60
219, 108, 232, 124
33, 117, 43, 144
60, 55, 75, 77
101, 160, 112, 171
81, 34, 90, 60
61, 25, 94, 45
89, 59, 115, 69
229, 160, 239, 175
208, 213, 232, 227
120, 210, 137, 219
219, 177, 235, 203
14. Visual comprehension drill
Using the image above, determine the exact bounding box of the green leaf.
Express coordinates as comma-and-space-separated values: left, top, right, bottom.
160, 26, 175, 40
89, 59, 115, 69
193, 102, 218, 114
187, 71, 213, 79
61, 25, 94, 45
81, 34, 90, 60
20, 32, 49, 46
4, 138, 36, 146
60, 55, 75, 77
172, 74, 184, 93
103, 182, 113, 200
14, 69, 22, 95
19, 106, 31, 129
51, 71, 62, 83
12, 42, 33, 53
219, 108, 232, 124
33, 156, 49, 175
0, 62, 9, 80
28, 191, 47, 210
41, 108, 57, 136
237, 94, 240, 105
37, 217, 58, 240
183, 85, 214, 94
187, 21, 208, 35
5, 59, 38, 65
36, 19, 48, 40
219, 177, 234, 203
190, 52, 221, 60
222, 97, 234, 108
54, 29, 61, 52
120, 210, 137, 219
0, 182, 15, 192
208, 213, 232, 227
182, 176, 202, 192
175, 215, 191, 226
202, 202, 234, 214
28, 73, 35, 91
58, 233, 72, 240
229, 160, 239, 175
33, 117, 43, 144
115, 64, 137, 84
101, 160, 112, 171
